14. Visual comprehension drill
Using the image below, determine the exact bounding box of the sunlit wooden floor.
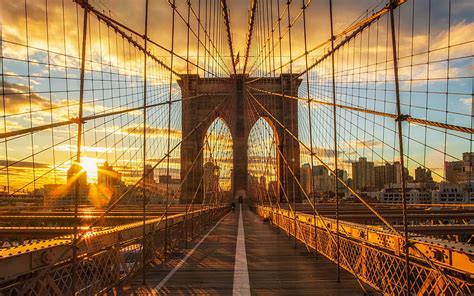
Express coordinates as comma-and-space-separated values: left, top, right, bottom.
117, 205, 368, 295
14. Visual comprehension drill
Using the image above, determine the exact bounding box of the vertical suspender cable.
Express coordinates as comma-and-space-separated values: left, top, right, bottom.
165, 0, 177, 260
243, 0, 257, 74
276, 0, 288, 236
328, 0, 340, 283
220, 0, 236, 75
184, 0, 191, 249
301, 0, 317, 255
141, 0, 149, 285
72, 0, 88, 293
193, 0, 201, 235
286, 0, 297, 248
389, 0, 410, 294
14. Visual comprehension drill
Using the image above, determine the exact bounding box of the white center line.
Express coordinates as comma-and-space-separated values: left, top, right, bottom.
232, 204, 251, 296
154, 213, 228, 292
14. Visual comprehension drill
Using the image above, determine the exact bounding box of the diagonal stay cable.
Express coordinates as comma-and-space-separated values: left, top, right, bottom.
245, 91, 315, 254
220, 0, 236, 75
242, 0, 258, 74
246, 90, 463, 293
88, 96, 231, 228
0, 94, 210, 140
294, 0, 407, 80
246, 90, 369, 293
248, 87, 474, 134
73, 0, 217, 78
13, 95, 233, 294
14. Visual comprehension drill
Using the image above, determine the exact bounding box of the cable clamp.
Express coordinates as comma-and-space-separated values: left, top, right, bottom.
71, 117, 86, 124
395, 114, 410, 122
389, 0, 402, 9
74, 0, 89, 8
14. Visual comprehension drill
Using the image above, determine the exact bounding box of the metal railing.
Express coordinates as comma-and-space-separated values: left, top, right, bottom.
0, 206, 228, 295
253, 205, 474, 295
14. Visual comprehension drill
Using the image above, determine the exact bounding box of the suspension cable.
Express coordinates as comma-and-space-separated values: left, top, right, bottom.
248, 87, 474, 134
242, 0, 258, 74
220, 0, 236, 75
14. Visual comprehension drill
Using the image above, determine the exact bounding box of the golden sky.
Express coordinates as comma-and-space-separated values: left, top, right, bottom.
1, 0, 472, 193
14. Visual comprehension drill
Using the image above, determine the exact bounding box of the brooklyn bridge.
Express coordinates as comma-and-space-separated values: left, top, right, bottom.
0, 0, 473, 295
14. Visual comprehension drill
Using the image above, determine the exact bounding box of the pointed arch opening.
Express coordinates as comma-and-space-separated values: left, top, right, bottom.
202, 117, 233, 203
247, 117, 279, 204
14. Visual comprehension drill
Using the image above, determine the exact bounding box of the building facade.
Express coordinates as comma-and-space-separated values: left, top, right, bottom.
352, 157, 375, 191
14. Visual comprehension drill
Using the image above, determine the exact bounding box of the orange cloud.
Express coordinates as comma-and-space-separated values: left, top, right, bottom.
1, 82, 52, 114
133, 126, 181, 138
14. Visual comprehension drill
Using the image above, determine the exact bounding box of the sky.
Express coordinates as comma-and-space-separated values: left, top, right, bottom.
0, 0, 472, 194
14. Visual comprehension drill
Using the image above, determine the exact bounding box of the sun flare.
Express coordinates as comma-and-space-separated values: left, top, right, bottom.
80, 157, 100, 183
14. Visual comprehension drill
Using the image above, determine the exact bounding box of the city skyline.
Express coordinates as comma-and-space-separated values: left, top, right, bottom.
1, 1, 473, 295
2, 0, 473, 194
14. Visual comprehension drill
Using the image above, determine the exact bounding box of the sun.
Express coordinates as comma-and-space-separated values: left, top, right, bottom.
80, 157, 100, 183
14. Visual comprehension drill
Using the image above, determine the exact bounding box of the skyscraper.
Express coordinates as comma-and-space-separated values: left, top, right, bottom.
312, 165, 333, 193
300, 163, 312, 194
313, 165, 328, 176
144, 164, 155, 184
374, 165, 386, 190
352, 157, 375, 191
444, 152, 473, 183
204, 161, 220, 197
385, 162, 402, 185
98, 162, 122, 188
336, 169, 348, 190
97, 162, 124, 205
415, 166, 433, 183
374, 162, 414, 190
66, 163, 89, 206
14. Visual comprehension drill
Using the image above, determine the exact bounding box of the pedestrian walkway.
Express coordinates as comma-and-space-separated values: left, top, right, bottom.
118, 205, 366, 295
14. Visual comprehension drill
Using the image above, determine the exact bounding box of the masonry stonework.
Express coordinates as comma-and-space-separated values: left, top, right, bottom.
178, 74, 301, 203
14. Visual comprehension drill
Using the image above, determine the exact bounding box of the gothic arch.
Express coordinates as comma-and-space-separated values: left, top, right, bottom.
178, 74, 301, 203
202, 117, 233, 196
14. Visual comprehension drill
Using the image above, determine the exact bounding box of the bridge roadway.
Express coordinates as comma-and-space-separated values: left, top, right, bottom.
2, 204, 472, 227
116, 204, 368, 295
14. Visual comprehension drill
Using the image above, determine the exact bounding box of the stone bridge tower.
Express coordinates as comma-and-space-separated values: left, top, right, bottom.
178, 74, 301, 203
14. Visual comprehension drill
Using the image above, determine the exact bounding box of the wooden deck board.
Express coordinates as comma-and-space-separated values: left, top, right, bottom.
116, 205, 368, 295
243, 206, 366, 295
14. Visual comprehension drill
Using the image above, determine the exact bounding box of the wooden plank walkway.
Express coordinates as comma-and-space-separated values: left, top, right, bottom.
116, 205, 368, 295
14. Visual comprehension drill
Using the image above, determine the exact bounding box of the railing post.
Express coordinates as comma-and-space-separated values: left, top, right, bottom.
389, 0, 410, 294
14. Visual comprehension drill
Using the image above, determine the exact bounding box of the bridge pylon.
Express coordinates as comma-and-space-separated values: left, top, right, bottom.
178, 74, 302, 203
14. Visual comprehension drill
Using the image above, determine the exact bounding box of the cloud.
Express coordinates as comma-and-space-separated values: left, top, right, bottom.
301, 147, 336, 157
146, 157, 181, 165
121, 125, 182, 139
355, 139, 382, 148
1, 82, 52, 114
248, 155, 277, 163
0, 120, 25, 131
54, 144, 138, 153
0, 159, 50, 169
460, 97, 473, 106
